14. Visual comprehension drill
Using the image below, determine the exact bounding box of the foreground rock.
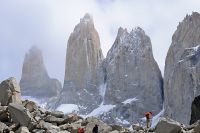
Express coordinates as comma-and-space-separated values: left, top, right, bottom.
164, 12, 200, 124
155, 117, 182, 133
0, 77, 22, 106
20, 46, 61, 98
8, 103, 34, 127
2, 77, 200, 133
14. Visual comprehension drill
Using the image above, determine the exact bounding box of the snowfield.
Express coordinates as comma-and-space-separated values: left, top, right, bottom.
122, 97, 138, 104
56, 104, 79, 114
22, 96, 47, 108
86, 104, 116, 117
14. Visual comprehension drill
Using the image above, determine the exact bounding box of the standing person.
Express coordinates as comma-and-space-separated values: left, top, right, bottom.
92, 125, 98, 133
145, 112, 153, 129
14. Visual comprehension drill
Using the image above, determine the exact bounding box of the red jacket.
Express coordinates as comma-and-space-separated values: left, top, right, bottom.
78, 128, 84, 133
145, 112, 152, 119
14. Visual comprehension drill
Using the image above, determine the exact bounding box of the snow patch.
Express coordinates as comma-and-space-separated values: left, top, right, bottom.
22, 96, 47, 108
116, 117, 130, 125
86, 104, 115, 117
56, 104, 79, 114
151, 107, 165, 128
191, 45, 200, 52
99, 83, 107, 105
122, 97, 138, 104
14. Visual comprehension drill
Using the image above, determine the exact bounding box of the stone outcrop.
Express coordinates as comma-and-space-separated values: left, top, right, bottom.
0, 77, 22, 106
2, 77, 200, 133
155, 117, 182, 133
60, 13, 104, 113
20, 46, 61, 98
8, 103, 34, 127
98, 27, 163, 124
164, 12, 200, 124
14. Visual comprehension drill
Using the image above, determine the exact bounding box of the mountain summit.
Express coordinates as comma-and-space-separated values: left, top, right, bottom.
97, 27, 163, 124
59, 13, 104, 113
20, 46, 61, 98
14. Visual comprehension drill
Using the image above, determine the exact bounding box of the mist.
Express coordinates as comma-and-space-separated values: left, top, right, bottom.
0, 0, 200, 83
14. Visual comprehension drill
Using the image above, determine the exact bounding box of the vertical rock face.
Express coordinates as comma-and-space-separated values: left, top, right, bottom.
164, 12, 200, 124
0, 77, 22, 106
20, 46, 61, 98
99, 27, 163, 124
61, 13, 104, 112
190, 95, 200, 124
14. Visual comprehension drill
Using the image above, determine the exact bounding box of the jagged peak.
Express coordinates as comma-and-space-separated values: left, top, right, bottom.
80, 13, 93, 24
29, 45, 41, 53
130, 27, 145, 35
177, 12, 200, 30
24, 46, 44, 65
116, 27, 128, 39
184, 12, 200, 22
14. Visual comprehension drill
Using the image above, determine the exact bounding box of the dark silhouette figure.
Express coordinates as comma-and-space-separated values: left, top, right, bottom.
92, 125, 98, 133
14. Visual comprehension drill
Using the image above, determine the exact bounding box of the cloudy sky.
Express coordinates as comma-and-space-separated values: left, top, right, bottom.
0, 0, 200, 83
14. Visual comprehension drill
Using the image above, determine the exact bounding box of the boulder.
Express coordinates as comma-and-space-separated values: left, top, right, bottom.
24, 101, 38, 112
0, 111, 9, 122
109, 131, 120, 133
8, 103, 33, 127
0, 77, 22, 106
8, 123, 20, 132
84, 117, 112, 133
63, 114, 83, 124
0, 106, 9, 122
44, 115, 64, 125
132, 123, 144, 131
110, 124, 125, 131
0, 121, 8, 132
155, 117, 181, 133
46, 110, 64, 118
58, 131, 70, 133
59, 124, 71, 130
38, 120, 60, 131
32, 129, 45, 133
16, 126, 30, 133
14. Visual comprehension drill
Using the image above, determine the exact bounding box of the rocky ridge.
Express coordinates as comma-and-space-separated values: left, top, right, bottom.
1, 77, 200, 133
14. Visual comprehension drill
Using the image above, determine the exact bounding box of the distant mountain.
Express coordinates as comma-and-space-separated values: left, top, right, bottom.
20, 46, 61, 98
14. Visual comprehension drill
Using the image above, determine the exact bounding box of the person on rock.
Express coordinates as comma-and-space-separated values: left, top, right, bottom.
145, 112, 153, 129
92, 124, 98, 133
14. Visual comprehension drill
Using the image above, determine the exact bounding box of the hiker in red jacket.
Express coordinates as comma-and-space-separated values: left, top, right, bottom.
145, 112, 153, 128
78, 128, 84, 133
